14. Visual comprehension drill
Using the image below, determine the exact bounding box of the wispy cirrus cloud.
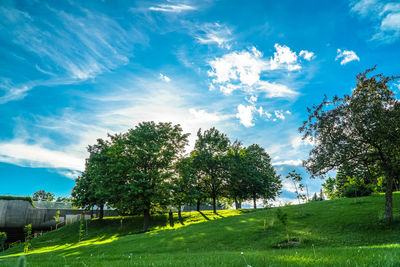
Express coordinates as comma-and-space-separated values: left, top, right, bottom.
335, 49, 360, 65
149, 3, 196, 13
0, 75, 234, 178
0, 4, 144, 104
194, 23, 232, 49
350, 0, 400, 43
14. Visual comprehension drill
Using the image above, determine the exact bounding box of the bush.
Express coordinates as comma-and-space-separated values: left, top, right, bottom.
0, 232, 7, 251
343, 184, 373, 198
343, 177, 373, 198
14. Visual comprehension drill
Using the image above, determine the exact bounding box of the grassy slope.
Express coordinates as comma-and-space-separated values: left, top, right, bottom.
1, 193, 400, 266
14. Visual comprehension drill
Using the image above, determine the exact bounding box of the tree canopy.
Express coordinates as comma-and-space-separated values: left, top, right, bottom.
300, 67, 400, 219
72, 122, 282, 230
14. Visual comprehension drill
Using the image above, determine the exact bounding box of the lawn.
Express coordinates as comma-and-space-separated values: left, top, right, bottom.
1, 193, 400, 266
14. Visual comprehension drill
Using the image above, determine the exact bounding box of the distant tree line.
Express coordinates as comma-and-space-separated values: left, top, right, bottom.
71, 122, 282, 231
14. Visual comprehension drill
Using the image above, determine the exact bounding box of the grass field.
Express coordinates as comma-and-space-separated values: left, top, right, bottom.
1, 193, 400, 266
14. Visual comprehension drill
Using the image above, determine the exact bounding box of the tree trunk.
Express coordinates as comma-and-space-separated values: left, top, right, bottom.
196, 199, 201, 211
234, 197, 239, 210
238, 201, 242, 209
90, 206, 94, 219
253, 195, 257, 209
99, 204, 104, 220
143, 208, 150, 232
384, 174, 394, 220
178, 206, 182, 222
168, 209, 174, 227
212, 195, 217, 213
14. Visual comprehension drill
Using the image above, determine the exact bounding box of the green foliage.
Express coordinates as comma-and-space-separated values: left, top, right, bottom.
276, 208, 288, 226
78, 220, 85, 242
53, 210, 60, 222
244, 144, 282, 209
23, 224, 32, 253
0, 195, 35, 207
322, 170, 373, 199
300, 67, 400, 219
286, 170, 306, 205
193, 127, 230, 213
0, 232, 6, 251
32, 190, 55, 201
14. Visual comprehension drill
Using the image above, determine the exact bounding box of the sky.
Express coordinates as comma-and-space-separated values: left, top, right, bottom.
1, 0, 400, 204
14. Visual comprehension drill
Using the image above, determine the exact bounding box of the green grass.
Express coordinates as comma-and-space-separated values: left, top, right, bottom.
1, 193, 400, 266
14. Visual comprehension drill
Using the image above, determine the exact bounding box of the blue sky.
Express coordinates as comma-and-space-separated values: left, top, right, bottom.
1, 0, 399, 203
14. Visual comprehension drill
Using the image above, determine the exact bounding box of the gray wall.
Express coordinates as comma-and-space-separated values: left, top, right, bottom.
0, 200, 116, 229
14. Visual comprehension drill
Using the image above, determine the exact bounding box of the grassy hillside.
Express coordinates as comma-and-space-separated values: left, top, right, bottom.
1, 193, 400, 266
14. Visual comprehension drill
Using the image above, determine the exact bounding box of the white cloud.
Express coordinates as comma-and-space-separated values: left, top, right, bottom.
256, 81, 298, 98
265, 112, 272, 119
189, 108, 230, 122
209, 46, 266, 88
0, 142, 85, 171
208, 45, 300, 100
350, 0, 380, 17
270, 44, 301, 71
195, 23, 232, 49
0, 5, 142, 104
159, 73, 171, 82
272, 159, 303, 166
335, 49, 360, 65
299, 50, 315, 61
236, 104, 255, 127
149, 4, 195, 12
274, 110, 286, 120
290, 135, 315, 149
350, 1, 400, 43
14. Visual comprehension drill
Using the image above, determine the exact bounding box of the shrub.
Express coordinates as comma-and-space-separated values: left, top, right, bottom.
0, 232, 7, 251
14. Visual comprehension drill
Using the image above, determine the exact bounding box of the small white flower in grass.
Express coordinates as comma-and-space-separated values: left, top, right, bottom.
241, 252, 244, 255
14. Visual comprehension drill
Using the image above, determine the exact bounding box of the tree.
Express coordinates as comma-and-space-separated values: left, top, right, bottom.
286, 170, 306, 206
32, 190, 54, 201
171, 156, 198, 221
225, 141, 248, 209
245, 144, 282, 209
300, 67, 400, 219
115, 122, 189, 231
193, 127, 230, 213
72, 138, 113, 219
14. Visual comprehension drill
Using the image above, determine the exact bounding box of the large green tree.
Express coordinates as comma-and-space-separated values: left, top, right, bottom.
116, 122, 189, 231
225, 141, 248, 209
193, 127, 230, 213
171, 156, 198, 220
300, 67, 400, 219
245, 144, 282, 208
72, 138, 112, 219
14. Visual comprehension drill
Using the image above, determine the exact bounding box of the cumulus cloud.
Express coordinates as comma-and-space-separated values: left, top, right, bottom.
270, 44, 301, 71
208, 45, 304, 100
299, 50, 315, 60
335, 49, 360, 65
236, 104, 255, 127
148, 4, 195, 12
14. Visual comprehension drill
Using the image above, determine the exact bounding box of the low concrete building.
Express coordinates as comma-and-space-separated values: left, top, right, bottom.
0, 197, 116, 246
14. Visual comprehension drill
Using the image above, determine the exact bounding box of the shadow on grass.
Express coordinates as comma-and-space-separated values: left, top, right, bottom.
198, 212, 210, 220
